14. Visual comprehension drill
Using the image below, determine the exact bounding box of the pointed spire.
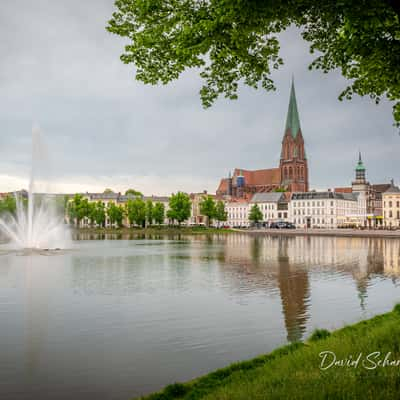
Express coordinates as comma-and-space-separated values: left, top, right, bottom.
285, 77, 301, 139
356, 152, 365, 171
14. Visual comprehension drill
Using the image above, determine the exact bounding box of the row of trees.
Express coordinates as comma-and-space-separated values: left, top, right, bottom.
67, 192, 230, 228
67, 194, 166, 228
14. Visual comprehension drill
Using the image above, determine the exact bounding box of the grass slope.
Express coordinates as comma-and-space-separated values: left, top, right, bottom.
138, 305, 400, 400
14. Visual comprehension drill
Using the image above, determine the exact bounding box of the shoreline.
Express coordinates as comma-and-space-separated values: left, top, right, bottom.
71, 226, 400, 239
242, 227, 400, 239
137, 305, 400, 400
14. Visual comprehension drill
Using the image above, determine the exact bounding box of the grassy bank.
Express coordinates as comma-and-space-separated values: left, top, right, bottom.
138, 305, 400, 400
74, 226, 235, 235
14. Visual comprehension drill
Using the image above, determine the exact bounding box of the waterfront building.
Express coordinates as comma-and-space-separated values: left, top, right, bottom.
189, 191, 215, 225
249, 192, 290, 225
216, 79, 309, 198
225, 199, 250, 227
383, 182, 400, 228
335, 153, 392, 227
289, 191, 360, 229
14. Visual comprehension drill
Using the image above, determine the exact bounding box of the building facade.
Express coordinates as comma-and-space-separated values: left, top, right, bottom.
225, 200, 250, 227
249, 192, 289, 225
216, 79, 309, 198
383, 183, 400, 228
289, 191, 360, 229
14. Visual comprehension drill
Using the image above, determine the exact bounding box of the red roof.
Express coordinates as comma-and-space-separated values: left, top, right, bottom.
217, 178, 228, 194
233, 168, 280, 186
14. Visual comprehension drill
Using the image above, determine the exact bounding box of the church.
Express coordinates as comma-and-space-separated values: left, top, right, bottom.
216, 80, 309, 198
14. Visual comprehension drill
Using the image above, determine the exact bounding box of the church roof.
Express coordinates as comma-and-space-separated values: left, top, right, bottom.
217, 178, 228, 193
285, 78, 301, 138
233, 168, 281, 186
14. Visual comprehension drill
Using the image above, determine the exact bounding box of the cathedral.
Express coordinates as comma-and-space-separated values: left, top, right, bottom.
216, 80, 309, 198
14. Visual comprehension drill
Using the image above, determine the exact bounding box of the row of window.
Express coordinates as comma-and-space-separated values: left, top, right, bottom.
293, 201, 335, 207
384, 201, 400, 208
384, 210, 400, 219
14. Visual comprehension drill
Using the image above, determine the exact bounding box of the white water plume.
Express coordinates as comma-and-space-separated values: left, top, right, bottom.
0, 126, 71, 249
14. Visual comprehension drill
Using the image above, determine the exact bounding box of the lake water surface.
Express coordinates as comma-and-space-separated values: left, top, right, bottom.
1, 234, 400, 399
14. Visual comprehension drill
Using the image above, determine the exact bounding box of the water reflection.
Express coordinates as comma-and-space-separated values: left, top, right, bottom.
67, 234, 400, 344
0, 235, 400, 400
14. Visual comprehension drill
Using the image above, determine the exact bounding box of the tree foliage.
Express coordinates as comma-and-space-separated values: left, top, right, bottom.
215, 200, 228, 223
92, 201, 106, 227
107, 202, 125, 227
199, 195, 216, 226
0, 195, 17, 215
153, 201, 165, 225
68, 194, 91, 226
125, 188, 143, 197
126, 197, 146, 226
249, 204, 263, 224
167, 192, 191, 225
107, 0, 400, 127
145, 200, 154, 225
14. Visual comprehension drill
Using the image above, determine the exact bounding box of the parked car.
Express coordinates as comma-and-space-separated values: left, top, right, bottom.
270, 221, 296, 229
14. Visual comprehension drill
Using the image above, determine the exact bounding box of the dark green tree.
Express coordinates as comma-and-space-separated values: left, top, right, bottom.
67, 194, 91, 226
167, 192, 191, 225
126, 197, 146, 227
103, 188, 115, 194
249, 204, 263, 225
107, 202, 124, 228
153, 202, 165, 225
93, 201, 106, 227
145, 200, 154, 226
107, 0, 400, 127
199, 195, 216, 227
125, 188, 143, 197
215, 200, 228, 225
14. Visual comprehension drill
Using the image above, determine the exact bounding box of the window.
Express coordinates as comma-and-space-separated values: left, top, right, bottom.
389, 201, 393, 208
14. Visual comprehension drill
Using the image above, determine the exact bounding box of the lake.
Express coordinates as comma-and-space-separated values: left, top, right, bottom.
1, 233, 399, 399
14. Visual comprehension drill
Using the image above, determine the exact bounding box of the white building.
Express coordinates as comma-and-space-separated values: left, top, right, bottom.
249, 192, 289, 225
225, 200, 250, 227
383, 183, 400, 228
290, 191, 360, 229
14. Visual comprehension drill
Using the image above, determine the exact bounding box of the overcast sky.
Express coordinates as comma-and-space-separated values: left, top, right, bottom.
0, 0, 398, 195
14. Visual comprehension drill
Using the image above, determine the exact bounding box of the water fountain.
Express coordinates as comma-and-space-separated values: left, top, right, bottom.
0, 127, 71, 249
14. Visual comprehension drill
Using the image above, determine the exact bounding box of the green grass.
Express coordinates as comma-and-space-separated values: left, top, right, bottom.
137, 305, 400, 400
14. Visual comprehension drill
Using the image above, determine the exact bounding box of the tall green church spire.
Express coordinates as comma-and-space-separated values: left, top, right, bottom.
356, 151, 365, 171
285, 78, 301, 138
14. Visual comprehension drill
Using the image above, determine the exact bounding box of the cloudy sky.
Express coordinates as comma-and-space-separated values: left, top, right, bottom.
0, 0, 398, 195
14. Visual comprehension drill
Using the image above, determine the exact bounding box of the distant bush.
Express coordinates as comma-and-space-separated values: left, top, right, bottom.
309, 329, 331, 342
393, 303, 400, 315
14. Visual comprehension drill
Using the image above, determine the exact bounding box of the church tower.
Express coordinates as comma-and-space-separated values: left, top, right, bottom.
279, 79, 309, 192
